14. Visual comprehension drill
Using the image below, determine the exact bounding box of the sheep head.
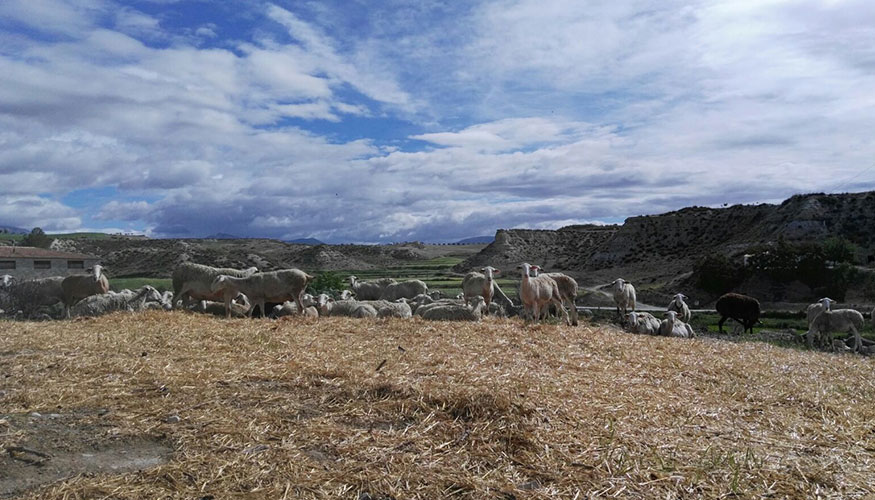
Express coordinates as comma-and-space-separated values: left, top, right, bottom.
210, 275, 230, 293
92, 265, 105, 282
480, 266, 499, 280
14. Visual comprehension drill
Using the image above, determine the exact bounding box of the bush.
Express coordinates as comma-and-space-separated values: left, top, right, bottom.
694, 254, 746, 295
823, 236, 857, 264
21, 227, 52, 249
307, 271, 346, 296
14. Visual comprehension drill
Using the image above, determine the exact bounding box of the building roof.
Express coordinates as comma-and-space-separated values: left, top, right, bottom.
0, 246, 97, 260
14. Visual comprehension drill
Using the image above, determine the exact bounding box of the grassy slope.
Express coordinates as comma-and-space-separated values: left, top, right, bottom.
1, 312, 874, 498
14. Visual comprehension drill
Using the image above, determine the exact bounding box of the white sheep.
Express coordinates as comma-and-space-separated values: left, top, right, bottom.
61, 265, 110, 318
382, 279, 428, 301
348, 275, 393, 301
667, 293, 691, 323
428, 290, 443, 300
211, 269, 314, 319
1, 274, 14, 288
806, 307, 865, 352
461, 266, 499, 314
70, 286, 165, 317
516, 263, 569, 326
421, 296, 487, 322
359, 299, 413, 318
658, 310, 695, 338
315, 295, 377, 318
413, 298, 465, 317
270, 295, 319, 318
339, 289, 356, 300
172, 262, 258, 309
626, 311, 661, 335
610, 278, 636, 318
194, 293, 252, 318
537, 269, 580, 326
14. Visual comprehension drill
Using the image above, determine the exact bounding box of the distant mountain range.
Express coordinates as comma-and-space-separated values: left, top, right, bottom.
0, 225, 27, 234
455, 235, 494, 244
204, 233, 241, 239
287, 238, 325, 245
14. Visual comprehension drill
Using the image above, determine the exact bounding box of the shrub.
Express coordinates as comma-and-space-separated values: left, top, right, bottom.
307, 271, 346, 296
694, 254, 746, 295
21, 227, 52, 249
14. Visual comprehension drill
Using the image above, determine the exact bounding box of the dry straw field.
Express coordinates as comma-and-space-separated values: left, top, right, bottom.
2, 312, 875, 499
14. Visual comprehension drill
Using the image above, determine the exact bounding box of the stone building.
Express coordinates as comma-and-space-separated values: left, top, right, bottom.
0, 246, 100, 280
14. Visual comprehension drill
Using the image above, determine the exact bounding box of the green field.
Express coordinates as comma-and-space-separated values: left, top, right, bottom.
0, 232, 112, 243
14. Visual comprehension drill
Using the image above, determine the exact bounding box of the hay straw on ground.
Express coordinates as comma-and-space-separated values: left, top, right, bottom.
1, 311, 874, 499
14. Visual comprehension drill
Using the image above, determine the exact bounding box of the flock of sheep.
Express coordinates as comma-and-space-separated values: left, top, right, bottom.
1, 262, 873, 354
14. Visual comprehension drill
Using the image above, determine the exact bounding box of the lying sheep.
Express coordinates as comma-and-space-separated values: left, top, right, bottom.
269, 293, 317, 318
70, 285, 165, 317
172, 262, 258, 309
806, 306, 865, 352
421, 296, 487, 322
667, 293, 691, 323
413, 298, 464, 317
610, 278, 636, 318
194, 293, 252, 318
428, 290, 443, 300
348, 276, 394, 301
462, 266, 499, 314
517, 263, 569, 325
315, 295, 377, 318
339, 289, 356, 300
211, 269, 314, 319
382, 279, 429, 301
270, 297, 319, 318
658, 310, 695, 338
626, 311, 661, 335
4, 276, 65, 317
359, 299, 413, 318
62, 265, 110, 318
715, 293, 760, 334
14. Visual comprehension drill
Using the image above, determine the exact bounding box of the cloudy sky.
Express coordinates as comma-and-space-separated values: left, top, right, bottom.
1, 0, 873, 242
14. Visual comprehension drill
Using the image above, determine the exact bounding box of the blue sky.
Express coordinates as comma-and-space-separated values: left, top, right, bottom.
1, 0, 874, 242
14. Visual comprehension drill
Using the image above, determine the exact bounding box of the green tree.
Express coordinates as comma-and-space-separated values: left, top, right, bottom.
823, 237, 856, 264
21, 227, 52, 248
694, 254, 746, 295
306, 271, 346, 296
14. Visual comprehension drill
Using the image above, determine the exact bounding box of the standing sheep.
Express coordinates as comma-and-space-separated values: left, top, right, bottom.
715, 293, 760, 334
61, 265, 110, 318
667, 293, 691, 323
461, 266, 499, 314
806, 307, 865, 352
539, 269, 580, 326
172, 262, 258, 309
626, 311, 661, 336
517, 263, 569, 326
211, 269, 314, 319
1, 275, 14, 288
610, 278, 636, 319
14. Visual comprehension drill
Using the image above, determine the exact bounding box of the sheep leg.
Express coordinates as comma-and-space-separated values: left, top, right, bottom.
532, 303, 540, 325
717, 315, 727, 334
850, 325, 861, 353
294, 290, 305, 316
555, 297, 570, 326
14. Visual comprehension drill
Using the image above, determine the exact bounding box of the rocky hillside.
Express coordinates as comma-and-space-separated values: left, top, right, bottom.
47, 238, 468, 278
456, 191, 875, 284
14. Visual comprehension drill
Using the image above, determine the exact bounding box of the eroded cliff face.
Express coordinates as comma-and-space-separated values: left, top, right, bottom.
455, 191, 875, 275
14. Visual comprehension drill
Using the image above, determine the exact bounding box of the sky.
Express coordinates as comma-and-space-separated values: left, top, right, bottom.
0, 0, 874, 243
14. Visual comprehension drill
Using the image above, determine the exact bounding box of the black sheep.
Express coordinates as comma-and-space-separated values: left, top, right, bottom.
715, 293, 761, 334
